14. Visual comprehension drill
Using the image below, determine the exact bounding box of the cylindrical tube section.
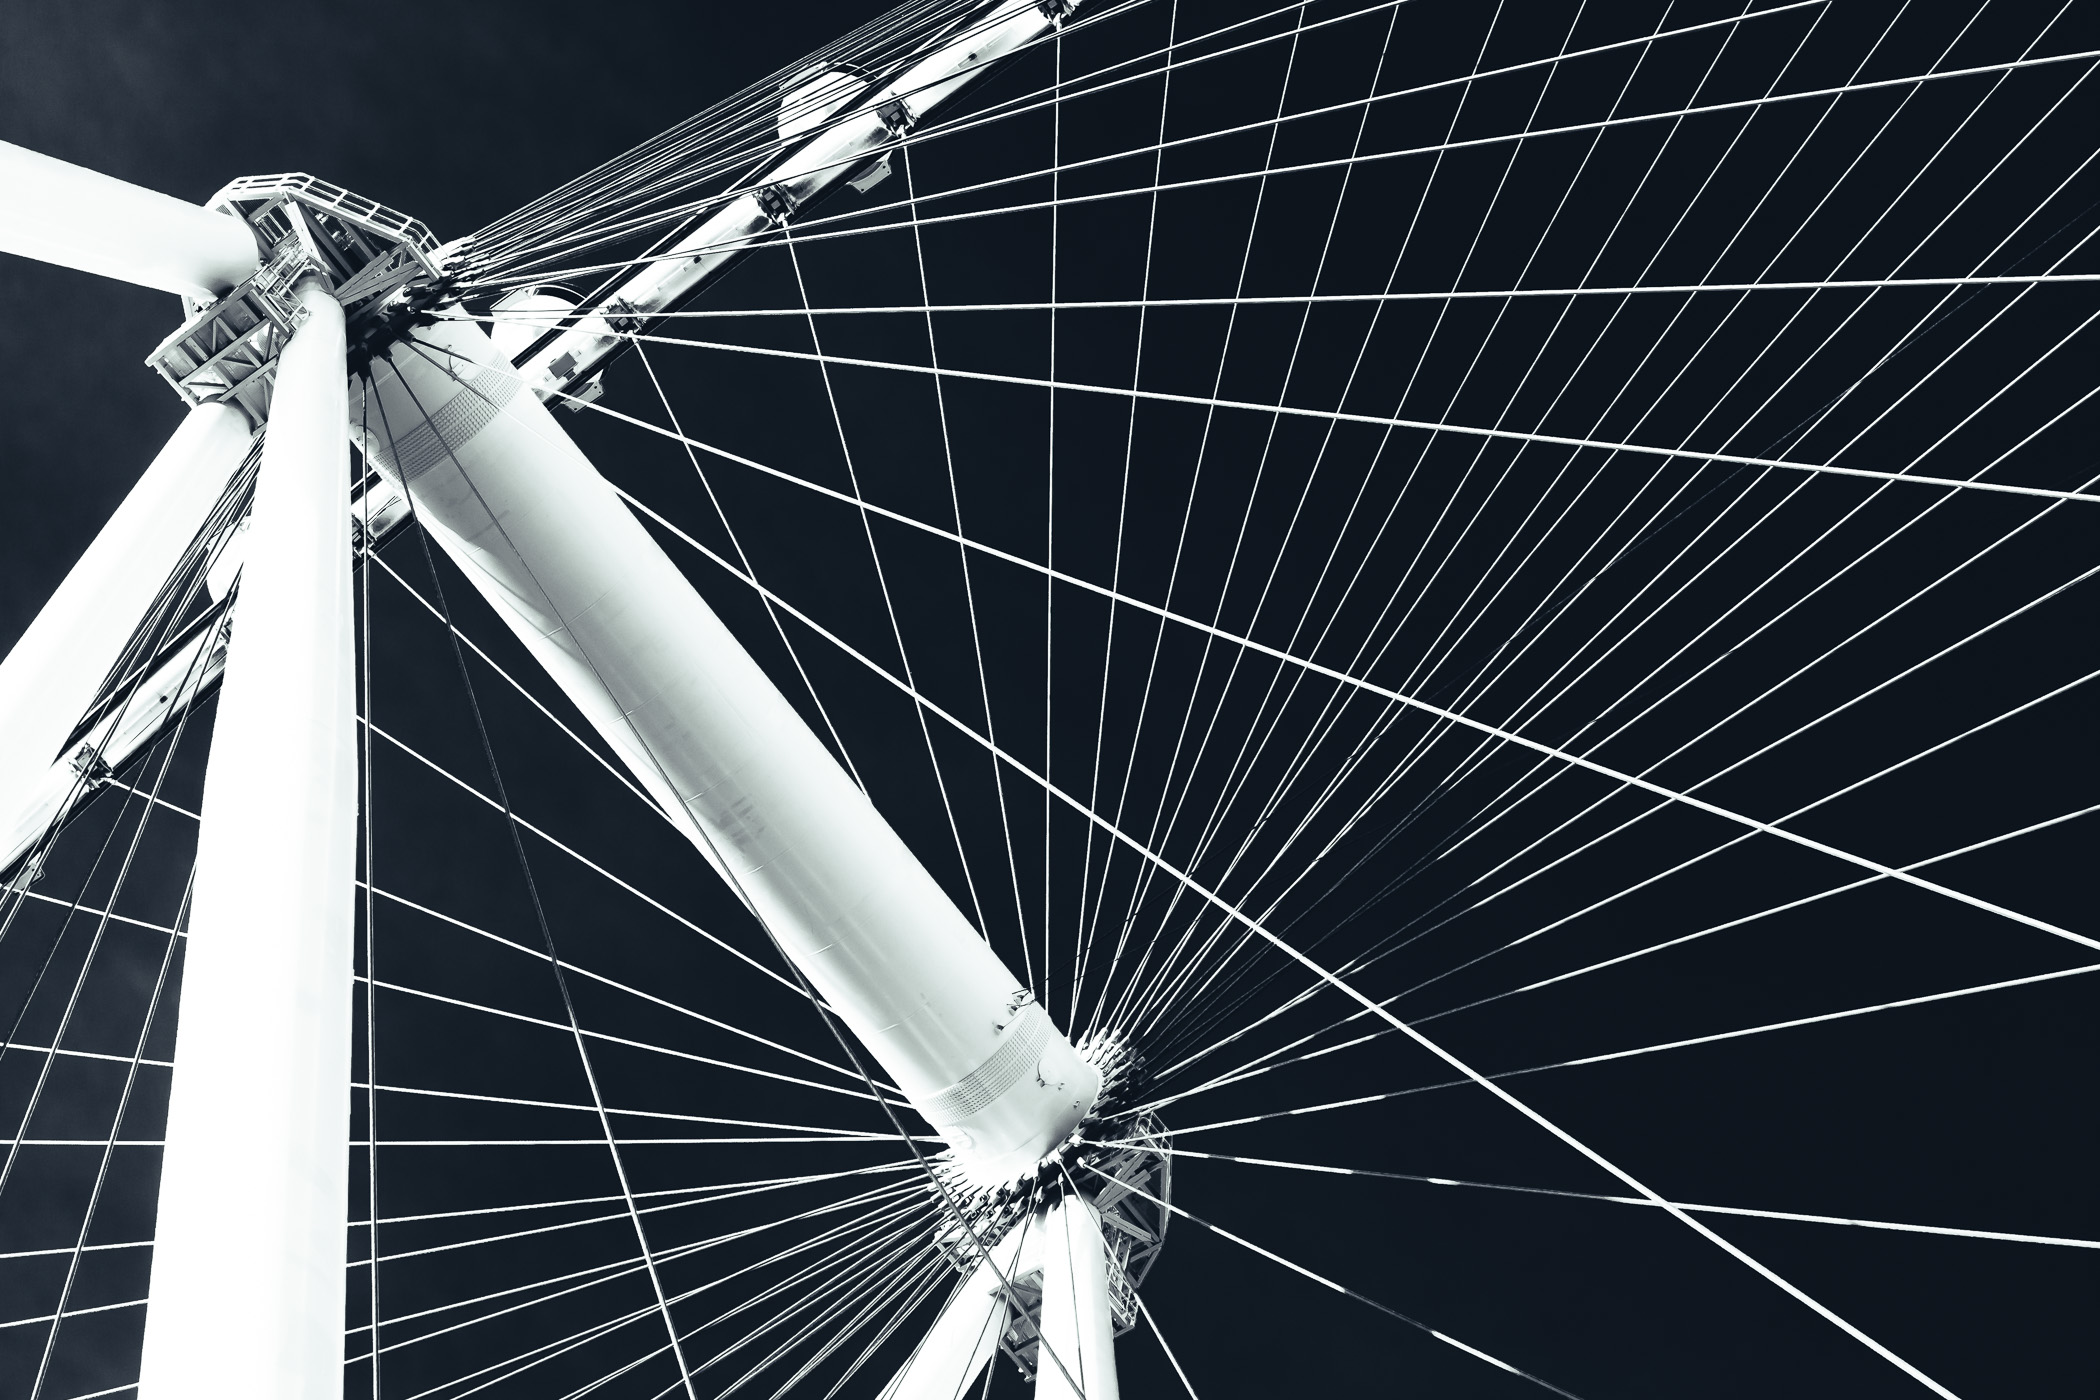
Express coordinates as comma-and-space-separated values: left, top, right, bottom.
138, 279, 356, 1400
1037, 1196, 1121, 1400
877, 1229, 1029, 1400
0, 139, 258, 300
354, 321, 1098, 1184
0, 401, 251, 857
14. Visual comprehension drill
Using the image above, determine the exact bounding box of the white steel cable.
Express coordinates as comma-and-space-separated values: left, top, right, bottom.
467, 42, 2096, 295
361, 715, 810, 998
633, 342, 871, 794
1148, 1148, 2100, 1249
396, 1202, 936, 1400
559, 457, 2024, 1393
460, 0, 1391, 283
465, 2, 1821, 288
392, 337, 2100, 972
1079, 1163, 1587, 1397
1157, 961, 2100, 1138
780, 225, 1022, 967
574, 415, 2100, 953
1092, 136, 2100, 1057
354, 1163, 908, 1232
369, 1185, 928, 1363
354, 1179, 923, 1269
26, 859, 190, 1400
494, 327, 2100, 504
361, 974, 895, 1121
381, 372, 702, 1398
1150, 796, 2100, 1105
359, 880, 872, 1087
1092, 0, 1423, 1040
1079, 0, 1324, 1040
1151, 796, 2100, 1113
358, 26, 2097, 1379
1071, 0, 1186, 1029
389, 376, 2092, 1135
1106, 0, 1681, 1038
579, 469, 2048, 1393
368, 551, 662, 813
470, 272, 2100, 322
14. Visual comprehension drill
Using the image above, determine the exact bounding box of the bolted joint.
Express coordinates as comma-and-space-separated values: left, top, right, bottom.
66, 743, 113, 789
603, 297, 646, 336
993, 986, 1036, 1031
754, 184, 802, 225
876, 96, 917, 137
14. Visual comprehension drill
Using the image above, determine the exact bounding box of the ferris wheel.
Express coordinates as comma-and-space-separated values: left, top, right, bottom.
0, 1, 2091, 1396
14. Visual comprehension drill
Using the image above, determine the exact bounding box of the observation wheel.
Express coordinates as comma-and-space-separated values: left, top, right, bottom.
0, 2, 2091, 1398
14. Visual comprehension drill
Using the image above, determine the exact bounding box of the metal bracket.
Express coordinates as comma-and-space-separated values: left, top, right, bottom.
66, 744, 113, 789
876, 96, 917, 138
754, 184, 802, 225
846, 152, 894, 194
555, 375, 607, 414
994, 987, 1038, 1031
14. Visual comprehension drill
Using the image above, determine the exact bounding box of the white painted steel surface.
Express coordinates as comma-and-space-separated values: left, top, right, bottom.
138, 279, 356, 1400
486, 285, 580, 362
0, 140, 258, 300
0, 402, 250, 864
778, 68, 866, 141
510, 0, 1072, 400
1037, 1196, 1121, 1400
354, 321, 1098, 1184
0, 618, 228, 875
877, 1227, 1031, 1400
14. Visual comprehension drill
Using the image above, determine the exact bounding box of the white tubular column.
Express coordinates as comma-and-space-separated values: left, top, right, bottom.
0, 140, 258, 300
877, 1228, 1031, 1400
1037, 1196, 1120, 1400
138, 278, 356, 1400
356, 322, 1098, 1185
0, 402, 250, 850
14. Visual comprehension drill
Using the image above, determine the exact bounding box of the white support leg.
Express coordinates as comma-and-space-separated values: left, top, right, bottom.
138, 277, 355, 1400
0, 140, 258, 300
0, 402, 251, 856
0, 398, 251, 860
355, 322, 1098, 1185
1037, 1196, 1120, 1400
878, 1227, 1032, 1400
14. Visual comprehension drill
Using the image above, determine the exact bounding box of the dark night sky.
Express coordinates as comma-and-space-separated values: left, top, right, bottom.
0, 3, 2094, 1398
0, 0, 894, 650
